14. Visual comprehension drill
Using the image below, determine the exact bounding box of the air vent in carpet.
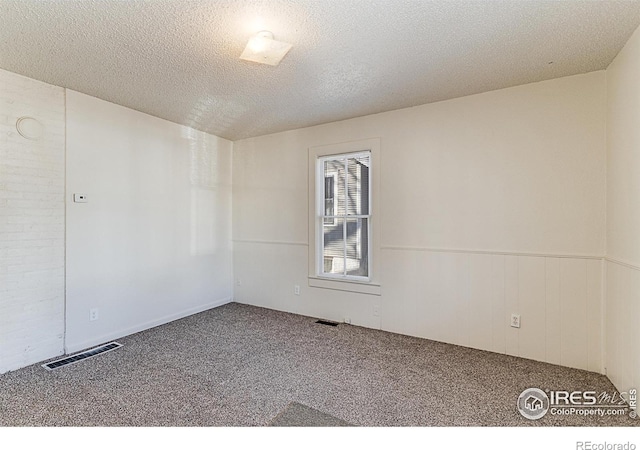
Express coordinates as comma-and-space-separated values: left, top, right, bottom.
316, 319, 339, 327
42, 342, 122, 371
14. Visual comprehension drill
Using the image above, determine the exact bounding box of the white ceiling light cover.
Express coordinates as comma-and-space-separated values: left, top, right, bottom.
240, 30, 292, 66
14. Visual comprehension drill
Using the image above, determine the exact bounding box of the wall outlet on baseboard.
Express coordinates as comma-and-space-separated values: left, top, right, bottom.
344, 317, 352, 324
236, 278, 242, 286
373, 305, 380, 317
511, 313, 521, 328
294, 285, 300, 295
90, 308, 99, 321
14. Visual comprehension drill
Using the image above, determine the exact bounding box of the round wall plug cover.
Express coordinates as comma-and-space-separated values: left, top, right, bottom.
16, 116, 44, 140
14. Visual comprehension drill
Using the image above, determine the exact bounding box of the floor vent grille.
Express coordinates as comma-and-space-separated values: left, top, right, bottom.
315, 319, 339, 327
42, 342, 122, 371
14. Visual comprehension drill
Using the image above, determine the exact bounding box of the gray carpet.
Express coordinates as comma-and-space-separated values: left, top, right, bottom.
268, 402, 352, 427
0, 302, 636, 427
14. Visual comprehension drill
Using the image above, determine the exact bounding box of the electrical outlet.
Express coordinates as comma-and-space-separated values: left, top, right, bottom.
344, 317, 352, 324
73, 193, 88, 203
373, 305, 381, 317
511, 313, 521, 328
90, 308, 99, 321
294, 285, 300, 295
236, 278, 242, 286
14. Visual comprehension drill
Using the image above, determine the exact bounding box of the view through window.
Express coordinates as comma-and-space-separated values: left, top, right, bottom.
318, 151, 371, 279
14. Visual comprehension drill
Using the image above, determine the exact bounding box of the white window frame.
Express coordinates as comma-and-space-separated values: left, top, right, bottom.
308, 138, 381, 296
316, 151, 371, 282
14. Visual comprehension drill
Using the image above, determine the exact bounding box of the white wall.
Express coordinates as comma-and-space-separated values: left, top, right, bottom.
0, 62, 615, 378
233, 71, 607, 372
606, 24, 640, 395
65, 91, 233, 353
0, 69, 65, 373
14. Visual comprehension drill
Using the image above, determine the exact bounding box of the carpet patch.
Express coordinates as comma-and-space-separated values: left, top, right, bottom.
268, 402, 352, 427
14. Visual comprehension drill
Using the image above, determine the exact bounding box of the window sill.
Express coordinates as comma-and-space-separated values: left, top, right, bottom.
308, 276, 381, 296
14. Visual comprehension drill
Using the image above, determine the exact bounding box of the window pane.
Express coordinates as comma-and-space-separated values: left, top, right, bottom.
323, 175, 334, 224
323, 218, 344, 275
347, 155, 370, 215
324, 159, 345, 216
346, 218, 368, 277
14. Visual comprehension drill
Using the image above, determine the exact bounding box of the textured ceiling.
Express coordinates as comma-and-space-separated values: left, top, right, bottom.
1, 1, 640, 141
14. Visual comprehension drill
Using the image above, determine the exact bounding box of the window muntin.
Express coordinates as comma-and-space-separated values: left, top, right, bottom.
317, 151, 371, 281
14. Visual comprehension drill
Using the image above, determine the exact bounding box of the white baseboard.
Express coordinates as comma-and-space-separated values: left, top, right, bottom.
64, 297, 233, 354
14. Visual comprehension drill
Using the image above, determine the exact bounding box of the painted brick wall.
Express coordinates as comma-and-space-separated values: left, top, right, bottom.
0, 69, 65, 373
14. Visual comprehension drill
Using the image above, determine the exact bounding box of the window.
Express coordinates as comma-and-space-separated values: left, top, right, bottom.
308, 138, 380, 295
317, 152, 371, 280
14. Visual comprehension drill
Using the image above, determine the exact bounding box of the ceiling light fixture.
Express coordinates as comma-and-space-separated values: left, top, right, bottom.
240, 30, 292, 66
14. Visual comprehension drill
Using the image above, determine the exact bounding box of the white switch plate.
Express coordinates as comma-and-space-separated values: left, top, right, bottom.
73, 193, 88, 203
